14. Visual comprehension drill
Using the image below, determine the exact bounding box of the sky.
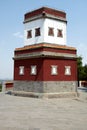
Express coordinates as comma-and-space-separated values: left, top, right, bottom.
0, 0, 87, 79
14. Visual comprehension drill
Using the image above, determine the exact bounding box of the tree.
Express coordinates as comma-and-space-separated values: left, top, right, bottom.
77, 56, 87, 81
77, 56, 84, 81
0, 84, 2, 92
83, 64, 87, 80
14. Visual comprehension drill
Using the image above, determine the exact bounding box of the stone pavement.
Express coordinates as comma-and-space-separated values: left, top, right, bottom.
0, 88, 87, 130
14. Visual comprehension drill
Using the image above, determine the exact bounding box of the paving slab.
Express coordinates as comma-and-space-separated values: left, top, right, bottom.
0, 88, 87, 130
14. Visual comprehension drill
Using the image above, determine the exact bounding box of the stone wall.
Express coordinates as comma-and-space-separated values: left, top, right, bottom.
13, 81, 77, 93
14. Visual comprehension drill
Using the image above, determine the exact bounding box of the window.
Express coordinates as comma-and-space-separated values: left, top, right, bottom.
65, 66, 71, 75
35, 28, 40, 37
31, 65, 37, 75
48, 27, 54, 36
57, 29, 63, 37
51, 65, 58, 75
19, 66, 24, 75
27, 30, 32, 39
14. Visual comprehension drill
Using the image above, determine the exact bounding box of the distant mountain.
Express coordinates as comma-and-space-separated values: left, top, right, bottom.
0, 79, 13, 84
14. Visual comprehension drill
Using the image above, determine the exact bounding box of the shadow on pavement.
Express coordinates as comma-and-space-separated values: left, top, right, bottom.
78, 87, 87, 92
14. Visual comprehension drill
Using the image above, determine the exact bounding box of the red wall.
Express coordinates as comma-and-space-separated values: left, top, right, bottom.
14, 57, 77, 81
14, 58, 44, 81
43, 58, 77, 81
5, 82, 13, 88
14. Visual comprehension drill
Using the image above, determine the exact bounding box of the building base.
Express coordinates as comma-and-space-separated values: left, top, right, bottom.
10, 91, 78, 98
13, 81, 78, 98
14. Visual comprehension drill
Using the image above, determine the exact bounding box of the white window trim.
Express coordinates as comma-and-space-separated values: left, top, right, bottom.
31, 65, 37, 75
51, 65, 58, 75
65, 66, 71, 75
19, 66, 24, 75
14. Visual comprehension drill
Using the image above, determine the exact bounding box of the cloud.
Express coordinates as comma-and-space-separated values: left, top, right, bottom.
13, 32, 23, 39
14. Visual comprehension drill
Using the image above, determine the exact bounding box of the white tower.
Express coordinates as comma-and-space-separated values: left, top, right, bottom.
24, 7, 67, 46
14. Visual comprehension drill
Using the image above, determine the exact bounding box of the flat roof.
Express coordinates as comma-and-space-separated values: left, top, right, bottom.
24, 7, 66, 21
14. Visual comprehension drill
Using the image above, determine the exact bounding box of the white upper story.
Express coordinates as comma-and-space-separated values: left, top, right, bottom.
24, 7, 67, 46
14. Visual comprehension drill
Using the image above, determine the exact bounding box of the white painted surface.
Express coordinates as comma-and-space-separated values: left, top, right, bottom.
24, 19, 45, 45
2, 81, 6, 92
24, 17, 66, 45
44, 18, 66, 45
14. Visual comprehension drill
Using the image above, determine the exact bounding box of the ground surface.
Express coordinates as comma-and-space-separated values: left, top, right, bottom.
0, 87, 87, 130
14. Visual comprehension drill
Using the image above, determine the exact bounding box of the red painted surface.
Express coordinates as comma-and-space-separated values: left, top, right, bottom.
24, 7, 66, 21
15, 46, 76, 55
6, 82, 13, 88
81, 81, 87, 87
14, 58, 44, 81
14, 57, 77, 81
43, 58, 77, 81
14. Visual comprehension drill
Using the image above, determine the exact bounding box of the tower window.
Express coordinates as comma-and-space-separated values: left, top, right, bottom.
51, 65, 58, 75
27, 30, 32, 39
48, 27, 54, 36
35, 28, 40, 37
65, 66, 71, 75
57, 29, 63, 37
31, 65, 37, 75
19, 66, 24, 75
